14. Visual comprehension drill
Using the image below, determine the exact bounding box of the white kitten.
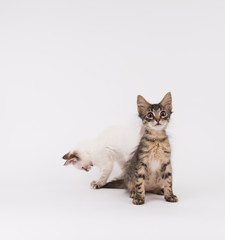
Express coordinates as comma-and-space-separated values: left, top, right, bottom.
63, 125, 141, 189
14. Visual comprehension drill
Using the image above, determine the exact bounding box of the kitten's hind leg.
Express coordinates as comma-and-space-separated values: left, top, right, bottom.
127, 182, 135, 198
112, 155, 126, 182
91, 162, 113, 189
129, 190, 135, 198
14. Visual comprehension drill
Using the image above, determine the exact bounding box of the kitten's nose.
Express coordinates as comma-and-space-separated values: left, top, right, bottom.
155, 119, 160, 123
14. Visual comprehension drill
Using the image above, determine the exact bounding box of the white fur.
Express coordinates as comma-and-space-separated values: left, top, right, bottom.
68, 125, 141, 189
149, 159, 161, 172
147, 120, 168, 131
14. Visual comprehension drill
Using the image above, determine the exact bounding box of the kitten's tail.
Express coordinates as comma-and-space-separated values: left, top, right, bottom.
101, 179, 125, 189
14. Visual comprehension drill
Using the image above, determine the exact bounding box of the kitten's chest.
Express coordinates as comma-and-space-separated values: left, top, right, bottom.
146, 143, 166, 172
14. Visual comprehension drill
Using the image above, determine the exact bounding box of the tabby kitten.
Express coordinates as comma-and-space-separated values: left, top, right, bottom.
103, 92, 178, 205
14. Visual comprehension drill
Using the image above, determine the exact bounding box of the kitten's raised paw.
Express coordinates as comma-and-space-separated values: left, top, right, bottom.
90, 181, 101, 189
165, 194, 178, 202
132, 197, 145, 205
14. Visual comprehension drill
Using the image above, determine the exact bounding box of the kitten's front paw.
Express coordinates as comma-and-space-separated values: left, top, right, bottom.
90, 181, 101, 189
132, 197, 145, 205
165, 194, 178, 202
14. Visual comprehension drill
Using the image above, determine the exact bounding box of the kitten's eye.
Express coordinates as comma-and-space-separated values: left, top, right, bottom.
147, 112, 154, 118
160, 111, 166, 117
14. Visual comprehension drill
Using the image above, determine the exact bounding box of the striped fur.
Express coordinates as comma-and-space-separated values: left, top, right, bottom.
102, 93, 178, 205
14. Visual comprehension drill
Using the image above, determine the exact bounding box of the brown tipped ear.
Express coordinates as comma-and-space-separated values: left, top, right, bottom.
62, 151, 79, 160
62, 151, 80, 166
137, 95, 150, 119
62, 152, 70, 160
160, 92, 172, 111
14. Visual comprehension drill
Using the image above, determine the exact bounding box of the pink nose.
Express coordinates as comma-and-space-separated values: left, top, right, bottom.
156, 119, 160, 123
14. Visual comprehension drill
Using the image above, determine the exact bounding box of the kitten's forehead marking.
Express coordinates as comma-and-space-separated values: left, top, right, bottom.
151, 104, 161, 111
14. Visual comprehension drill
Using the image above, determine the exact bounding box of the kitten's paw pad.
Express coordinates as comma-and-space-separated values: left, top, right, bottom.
165, 195, 178, 202
132, 197, 145, 205
90, 181, 101, 189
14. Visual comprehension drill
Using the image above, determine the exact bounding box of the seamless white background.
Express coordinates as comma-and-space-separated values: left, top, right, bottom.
1, 0, 225, 239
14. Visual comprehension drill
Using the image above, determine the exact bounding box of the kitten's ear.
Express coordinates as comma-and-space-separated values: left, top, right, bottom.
62, 151, 79, 166
160, 92, 172, 111
62, 152, 71, 160
137, 95, 150, 119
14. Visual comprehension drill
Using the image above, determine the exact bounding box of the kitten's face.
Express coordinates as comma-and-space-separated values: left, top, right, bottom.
62, 151, 93, 172
137, 92, 172, 132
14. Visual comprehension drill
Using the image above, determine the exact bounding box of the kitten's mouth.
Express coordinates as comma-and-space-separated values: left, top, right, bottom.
82, 167, 89, 172
155, 123, 161, 126
82, 164, 93, 172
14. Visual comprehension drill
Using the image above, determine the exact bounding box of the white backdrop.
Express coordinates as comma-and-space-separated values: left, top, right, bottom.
1, 0, 225, 239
